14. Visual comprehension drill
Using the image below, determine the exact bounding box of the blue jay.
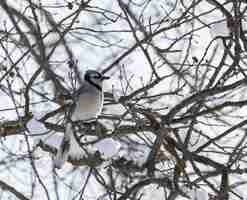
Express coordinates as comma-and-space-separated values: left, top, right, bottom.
54, 70, 109, 168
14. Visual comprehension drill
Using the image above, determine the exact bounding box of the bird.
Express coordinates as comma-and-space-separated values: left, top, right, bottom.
54, 70, 109, 168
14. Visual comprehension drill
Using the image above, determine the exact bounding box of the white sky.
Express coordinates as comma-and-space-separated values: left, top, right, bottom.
0, 0, 247, 199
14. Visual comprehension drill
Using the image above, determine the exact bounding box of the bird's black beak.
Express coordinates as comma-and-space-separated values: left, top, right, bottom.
101, 75, 110, 80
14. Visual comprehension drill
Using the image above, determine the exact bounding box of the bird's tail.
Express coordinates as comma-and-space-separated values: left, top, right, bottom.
53, 123, 72, 169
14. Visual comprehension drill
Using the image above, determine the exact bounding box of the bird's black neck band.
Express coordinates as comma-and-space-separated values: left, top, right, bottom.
85, 77, 102, 91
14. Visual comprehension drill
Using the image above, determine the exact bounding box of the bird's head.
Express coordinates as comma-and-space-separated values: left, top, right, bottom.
84, 70, 109, 91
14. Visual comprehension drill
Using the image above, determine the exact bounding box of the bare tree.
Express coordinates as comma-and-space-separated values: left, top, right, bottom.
0, 0, 247, 199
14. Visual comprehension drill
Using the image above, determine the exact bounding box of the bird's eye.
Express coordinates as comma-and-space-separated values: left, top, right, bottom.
92, 75, 100, 79
90, 73, 101, 79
